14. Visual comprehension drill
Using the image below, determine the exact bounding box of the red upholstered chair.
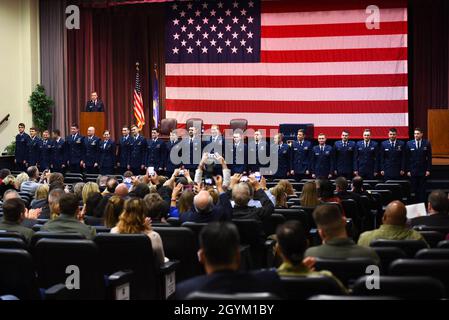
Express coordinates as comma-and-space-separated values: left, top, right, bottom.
159, 118, 177, 140
230, 119, 248, 132
186, 118, 203, 132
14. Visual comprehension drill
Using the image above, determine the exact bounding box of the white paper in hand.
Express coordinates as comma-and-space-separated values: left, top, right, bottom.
406, 203, 427, 219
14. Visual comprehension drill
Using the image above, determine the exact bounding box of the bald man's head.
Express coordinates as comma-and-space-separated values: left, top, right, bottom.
115, 183, 129, 198
383, 201, 407, 226
194, 190, 213, 214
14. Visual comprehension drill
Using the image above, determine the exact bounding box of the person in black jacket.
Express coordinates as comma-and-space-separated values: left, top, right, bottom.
180, 176, 232, 223
411, 190, 449, 227
175, 222, 284, 299
230, 175, 274, 222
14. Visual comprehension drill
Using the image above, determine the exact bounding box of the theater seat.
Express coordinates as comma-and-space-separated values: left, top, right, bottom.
314, 258, 378, 287
34, 239, 106, 299
186, 291, 279, 300
0, 249, 41, 300
0, 237, 27, 250
30, 232, 85, 252
352, 276, 445, 300
160, 118, 178, 140
370, 239, 428, 258
232, 219, 266, 269
230, 119, 248, 132
94, 233, 177, 300
415, 248, 449, 260
153, 226, 203, 282
438, 240, 449, 248
389, 259, 449, 294
417, 231, 445, 248
371, 247, 406, 274
186, 118, 203, 132
181, 222, 207, 247
308, 295, 400, 300
281, 276, 346, 300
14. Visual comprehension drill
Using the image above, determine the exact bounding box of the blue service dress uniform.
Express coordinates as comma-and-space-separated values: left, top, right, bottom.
98, 139, 116, 175
129, 134, 147, 175
39, 139, 53, 171
146, 138, 166, 174
27, 136, 42, 167
15, 132, 31, 171
227, 142, 247, 174
66, 133, 85, 173
51, 138, 67, 173
290, 140, 312, 181
248, 140, 268, 174
83, 136, 100, 174
273, 143, 291, 178
405, 139, 432, 203
354, 141, 379, 180
311, 145, 334, 179
117, 135, 132, 175
380, 140, 405, 180
182, 137, 204, 173
333, 140, 356, 179
165, 139, 182, 177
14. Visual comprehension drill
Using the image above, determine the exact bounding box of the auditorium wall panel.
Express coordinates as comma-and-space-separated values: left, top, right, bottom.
0, 0, 40, 152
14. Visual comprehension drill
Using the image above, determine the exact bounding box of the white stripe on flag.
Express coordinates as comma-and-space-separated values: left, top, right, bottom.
166, 61, 407, 76
261, 34, 407, 51
261, 8, 407, 26
166, 86, 408, 101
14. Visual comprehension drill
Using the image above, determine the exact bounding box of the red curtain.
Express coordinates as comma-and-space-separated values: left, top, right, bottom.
66, 4, 166, 140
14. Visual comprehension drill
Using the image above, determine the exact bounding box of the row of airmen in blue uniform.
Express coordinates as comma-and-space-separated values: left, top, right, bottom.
14, 125, 431, 199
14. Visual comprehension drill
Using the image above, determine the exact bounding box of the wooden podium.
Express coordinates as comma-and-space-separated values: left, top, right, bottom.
80, 112, 106, 136
428, 109, 449, 158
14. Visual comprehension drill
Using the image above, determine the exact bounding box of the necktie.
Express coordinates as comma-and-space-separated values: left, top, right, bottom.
300, 142, 303, 148
320, 146, 323, 152
365, 142, 368, 148
418, 141, 421, 149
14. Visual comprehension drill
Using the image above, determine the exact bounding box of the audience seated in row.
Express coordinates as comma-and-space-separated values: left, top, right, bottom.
410, 190, 449, 227
358, 201, 428, 247
304, 204, 380, 264
175, 222, 283, 299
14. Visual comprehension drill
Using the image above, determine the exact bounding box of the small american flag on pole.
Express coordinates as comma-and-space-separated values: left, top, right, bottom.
133, 62, 145, 129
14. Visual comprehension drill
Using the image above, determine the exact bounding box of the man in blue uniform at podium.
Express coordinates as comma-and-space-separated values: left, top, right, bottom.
85, 91, 104, 112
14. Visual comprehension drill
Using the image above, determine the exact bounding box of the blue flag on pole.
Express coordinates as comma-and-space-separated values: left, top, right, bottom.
152, 64, 159, 128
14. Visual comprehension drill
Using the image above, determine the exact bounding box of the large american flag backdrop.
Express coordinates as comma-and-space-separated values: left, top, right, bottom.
165, 0, 408, 138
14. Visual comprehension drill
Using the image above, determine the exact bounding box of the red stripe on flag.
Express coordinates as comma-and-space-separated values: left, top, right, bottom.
261, 0, 408, 13
261, 48, 407, 63
166, 99, 408, 114
165, 74, 407, 88
261, 22, 407, 38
